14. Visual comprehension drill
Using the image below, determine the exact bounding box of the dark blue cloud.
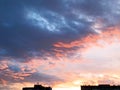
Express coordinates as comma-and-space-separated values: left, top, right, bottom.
0, 0, 120, 61
8, 65, 21, 73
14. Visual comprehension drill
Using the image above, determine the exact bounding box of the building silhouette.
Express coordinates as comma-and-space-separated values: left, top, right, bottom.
22, 84, 52, 90
81, 84, 120, 90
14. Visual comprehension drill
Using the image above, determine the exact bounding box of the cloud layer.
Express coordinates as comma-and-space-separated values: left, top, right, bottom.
1, 0, 120, 90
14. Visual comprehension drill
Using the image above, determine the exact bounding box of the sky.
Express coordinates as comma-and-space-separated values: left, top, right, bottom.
1, 0, 120, 90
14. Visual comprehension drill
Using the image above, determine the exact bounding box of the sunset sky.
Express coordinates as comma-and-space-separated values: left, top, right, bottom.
1, 0, 120, 90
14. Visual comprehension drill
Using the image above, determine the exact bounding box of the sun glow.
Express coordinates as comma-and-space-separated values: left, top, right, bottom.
53, 87, 81, 90
82, 27, 120, 64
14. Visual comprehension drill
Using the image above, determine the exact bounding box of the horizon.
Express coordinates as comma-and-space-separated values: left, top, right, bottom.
1, 0, 120, 90
22, 84, 120, 90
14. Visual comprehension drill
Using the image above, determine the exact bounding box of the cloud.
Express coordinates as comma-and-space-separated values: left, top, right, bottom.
23, 72, 64, 85
1, 0, 120, 90
0, 59, 63, 87
0, 0, 113, 61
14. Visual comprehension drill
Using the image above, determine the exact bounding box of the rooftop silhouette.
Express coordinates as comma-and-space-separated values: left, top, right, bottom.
81, 84, 120, 90
22, 84, 52, 90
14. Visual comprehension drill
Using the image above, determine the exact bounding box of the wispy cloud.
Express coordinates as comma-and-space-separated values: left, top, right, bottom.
1, 0, 120, 90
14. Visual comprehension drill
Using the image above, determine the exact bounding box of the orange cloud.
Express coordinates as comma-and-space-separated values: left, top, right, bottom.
1, 27, 120, 90
49, 27, 120, 87
53, 27, 120, 56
